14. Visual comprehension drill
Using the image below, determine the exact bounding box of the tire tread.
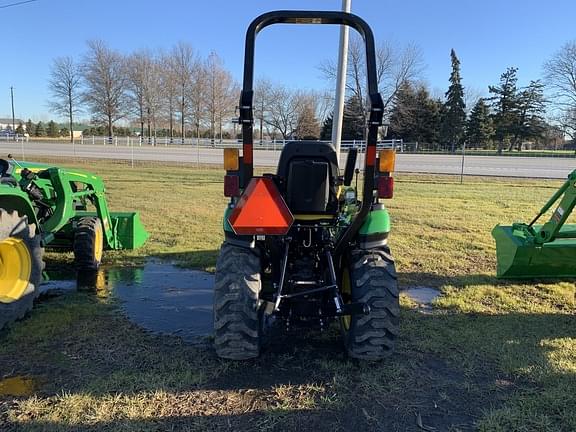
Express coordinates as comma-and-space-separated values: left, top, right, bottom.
213, 242, 261, 360
344, 247, 400, 360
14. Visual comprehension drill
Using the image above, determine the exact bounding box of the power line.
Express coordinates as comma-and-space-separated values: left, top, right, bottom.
0, 0, 39, 9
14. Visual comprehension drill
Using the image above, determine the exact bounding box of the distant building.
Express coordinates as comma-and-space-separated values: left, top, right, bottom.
0, 118, 25, 130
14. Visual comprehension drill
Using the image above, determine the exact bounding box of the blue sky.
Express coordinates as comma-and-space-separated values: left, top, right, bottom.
1, 0, 575, 121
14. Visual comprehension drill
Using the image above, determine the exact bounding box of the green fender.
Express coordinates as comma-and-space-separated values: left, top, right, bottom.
358, 203, 391, 249
0, 185, 39, 228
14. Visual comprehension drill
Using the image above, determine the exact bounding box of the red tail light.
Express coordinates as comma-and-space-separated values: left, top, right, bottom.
378, 176, 394, 199
224, 175, 240, 197
228, 177, 294, 235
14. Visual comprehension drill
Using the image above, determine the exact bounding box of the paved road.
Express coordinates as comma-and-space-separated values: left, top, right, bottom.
2, 140, 575, 179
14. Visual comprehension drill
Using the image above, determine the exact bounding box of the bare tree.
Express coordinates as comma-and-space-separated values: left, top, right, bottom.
205, 52, 238, 142
145, 59, 163, 142
82, 40, 128, 138
552, 108, 576, 141
188, 61, 207, 143
544, 41, 576, 140
254, 78, 274, 141
294, 92, 320, 139
168, 42, 196, 142
159, 53, 178, 141
313, 89, 334, 125
263, 84, 306, 140
126, 50, 153, 138
319, 36, 424, 124
463, 86, 485, 114
48, 56, 82, 142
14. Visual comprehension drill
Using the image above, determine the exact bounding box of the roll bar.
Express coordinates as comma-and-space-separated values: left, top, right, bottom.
238, 10, 384, 258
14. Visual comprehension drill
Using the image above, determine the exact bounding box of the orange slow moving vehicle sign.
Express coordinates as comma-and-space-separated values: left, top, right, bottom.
228, 177, 294, 235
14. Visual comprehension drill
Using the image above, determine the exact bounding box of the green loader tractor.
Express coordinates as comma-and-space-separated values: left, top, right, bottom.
214, 11, 399, 360
0, 156, 148, 329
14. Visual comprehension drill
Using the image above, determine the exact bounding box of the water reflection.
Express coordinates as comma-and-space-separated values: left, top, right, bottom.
45, 261, 214, 344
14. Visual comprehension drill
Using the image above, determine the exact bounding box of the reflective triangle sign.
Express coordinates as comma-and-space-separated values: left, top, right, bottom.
228, 177, 294, 235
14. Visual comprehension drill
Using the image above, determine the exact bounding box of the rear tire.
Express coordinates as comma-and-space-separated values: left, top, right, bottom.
0, 209, 44, 330
342, 247, 400, 360
73, 217, 104, 271
213, 242, 262, 360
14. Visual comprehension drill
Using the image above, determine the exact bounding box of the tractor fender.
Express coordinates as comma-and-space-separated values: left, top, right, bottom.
357, 203, 390, 249
0, 186, 39, 229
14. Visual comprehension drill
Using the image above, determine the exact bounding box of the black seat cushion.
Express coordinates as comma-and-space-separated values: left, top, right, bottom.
277, 141, 339, 214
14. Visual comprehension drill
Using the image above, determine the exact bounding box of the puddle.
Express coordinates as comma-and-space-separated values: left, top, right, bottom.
0, 376, 38, 397
403, 287, 441, 308
44, 261, 214, 344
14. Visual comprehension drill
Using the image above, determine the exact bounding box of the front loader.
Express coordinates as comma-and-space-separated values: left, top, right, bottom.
0, 157, 148, 328
493, 169, 576, 278
214, 10, 399, 360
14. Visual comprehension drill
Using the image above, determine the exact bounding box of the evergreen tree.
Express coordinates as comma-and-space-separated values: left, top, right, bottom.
47, 120, 59, 137
466, 98, 493, 148
440, 49, 466, 152
319, 95, 365, 142
389, 81, 417, 139
488, 68, 546, 152
34, 121, 46, 137
389, 82, 442, 148
511, 80, 546, 150
414, 89, 443, 145
25, 119, 34, 135
320, 114, 333, 140
488, 67, 519, 153
15, 122, 24, 135
342, 94, 365, 140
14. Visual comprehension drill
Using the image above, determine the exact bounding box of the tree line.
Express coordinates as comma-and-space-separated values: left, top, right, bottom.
46, 37, 576, 150
387, 56, 554, 152
49, 41, 240, 143
47, 37, 424, 143
48, 40, 346, 143
388, 41, 576, 152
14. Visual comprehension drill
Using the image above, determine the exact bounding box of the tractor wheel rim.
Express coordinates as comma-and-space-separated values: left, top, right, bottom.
0, 237, 32, 303
341, 267, 352, 330
94, 225, 103, 263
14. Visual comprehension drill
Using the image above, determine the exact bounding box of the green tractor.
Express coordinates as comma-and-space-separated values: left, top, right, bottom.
214, 11, 399, 360
0, 156, 148, 329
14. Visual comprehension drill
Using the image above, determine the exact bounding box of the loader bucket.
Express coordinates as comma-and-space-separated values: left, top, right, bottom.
492, 224, 576, 279
109, 212, 149, 250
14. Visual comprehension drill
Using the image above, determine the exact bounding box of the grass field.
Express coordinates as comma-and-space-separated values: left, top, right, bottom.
1, 158, 576, 431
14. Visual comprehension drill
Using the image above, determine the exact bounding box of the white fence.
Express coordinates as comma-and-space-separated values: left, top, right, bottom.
77, 136, 404, 151
0, 133, 28, 142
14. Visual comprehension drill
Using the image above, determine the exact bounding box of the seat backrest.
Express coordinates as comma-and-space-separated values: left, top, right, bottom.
277, 141, 339, 214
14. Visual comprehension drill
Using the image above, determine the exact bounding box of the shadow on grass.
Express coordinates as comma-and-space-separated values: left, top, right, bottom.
3, 411, 320, 432
2, 270, 576, 431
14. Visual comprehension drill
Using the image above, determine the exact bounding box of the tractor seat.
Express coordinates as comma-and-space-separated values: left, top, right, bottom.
277, 141, 339, 217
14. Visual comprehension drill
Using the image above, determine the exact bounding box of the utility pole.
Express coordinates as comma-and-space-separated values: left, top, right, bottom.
331, 0, 351, 164
10, 86, 16, 141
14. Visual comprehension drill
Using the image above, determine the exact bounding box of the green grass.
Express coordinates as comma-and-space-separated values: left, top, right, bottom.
2, 158, 576, 431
